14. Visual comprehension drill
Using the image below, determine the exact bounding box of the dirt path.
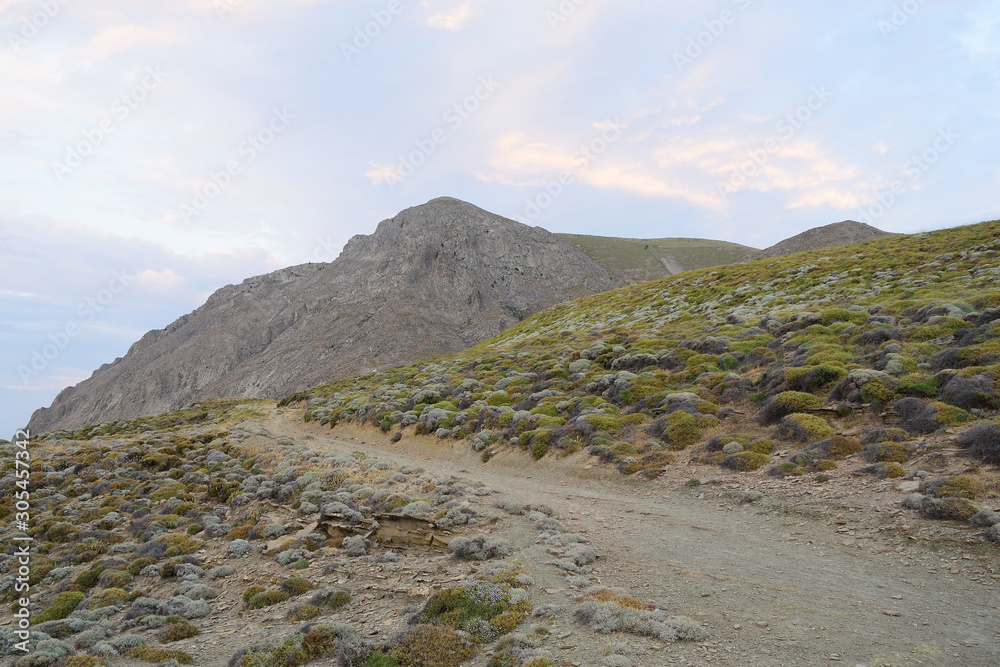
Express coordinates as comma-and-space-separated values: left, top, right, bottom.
267, 408, 1000, 667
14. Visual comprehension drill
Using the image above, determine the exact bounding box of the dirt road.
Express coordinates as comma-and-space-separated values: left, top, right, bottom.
268, 408, 1000, 667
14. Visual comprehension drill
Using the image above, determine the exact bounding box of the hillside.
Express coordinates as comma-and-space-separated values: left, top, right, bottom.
555, 233, 755, 282
25, 198, 621, 434
8, 220, 1000, 666
743, 220, 896, 261
261, 219, 1000, 528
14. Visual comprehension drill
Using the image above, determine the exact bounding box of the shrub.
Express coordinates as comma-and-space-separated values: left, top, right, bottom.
31, 591, 85, 624
90, 587, 128, 609
126, 557, 157, 576
487, 392, 513, 407
27, 555, 54, 586
244, 587, 290, 609
160, 617, 201, 642
128, 646, 194, 664
531, 438, 549, 461
448, 534, 513, 561
574, 600, 709, 643
243, 585, 266, 604
862, 442, 910, 464
920, 497, 979, 521
283, 577, 312, 596
289, 604, 322, 622
759, 392, 822, 425
419, 580, 528, 643
860, 377, 896, 404
776, 414, 835, 443
310, 587, 352, 610
387, 624, 479, 667
100, 569, 133, 588
156, 533, 203, 557
664, 410, 701, 449
775, 391, 823, 412
932, 402, 972, 427
633, 451, 676, 478
72, 567, 103, 591
585, 414, 622, 433
228, 623, 357, 667
75, 537, 107, 563
938, 373, 999, 410
46, 523, 79, 543
957, 422, 1000, 464
66, 657, 104, 667
859, 427, 908, 444
722, 452, 770, 471
858, 462, 906, 479
786, 365, 848, 392
925, 475, 983, 500
579, 590, 644, 609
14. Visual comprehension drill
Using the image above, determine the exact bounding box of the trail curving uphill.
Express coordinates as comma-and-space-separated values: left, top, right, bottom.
266, 407, 1000, 667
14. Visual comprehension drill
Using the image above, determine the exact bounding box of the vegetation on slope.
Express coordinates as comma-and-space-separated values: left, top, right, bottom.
554, 233, 756, 282
0, 402, 560, 664
284, 220, 1000, 524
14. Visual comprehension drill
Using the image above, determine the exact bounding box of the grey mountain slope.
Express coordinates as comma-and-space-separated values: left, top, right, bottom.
743, 221, 896, 261
27, 197, 622, 434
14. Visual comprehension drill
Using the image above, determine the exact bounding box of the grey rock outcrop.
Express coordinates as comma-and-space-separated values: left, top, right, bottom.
26, 198, 621, 433
743, 221, 896, 261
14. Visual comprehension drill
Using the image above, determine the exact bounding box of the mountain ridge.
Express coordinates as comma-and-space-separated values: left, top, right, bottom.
742, 220, 895, 261
26, 197, 621, 434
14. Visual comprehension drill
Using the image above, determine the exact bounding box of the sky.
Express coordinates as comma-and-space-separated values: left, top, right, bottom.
1, 0, 998, 438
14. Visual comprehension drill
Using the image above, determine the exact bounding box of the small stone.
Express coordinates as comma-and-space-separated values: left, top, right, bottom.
883, 609, 902, 617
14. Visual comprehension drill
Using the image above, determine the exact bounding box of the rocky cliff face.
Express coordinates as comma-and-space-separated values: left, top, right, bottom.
743, 221, 896, 261
27, 198, 621, 433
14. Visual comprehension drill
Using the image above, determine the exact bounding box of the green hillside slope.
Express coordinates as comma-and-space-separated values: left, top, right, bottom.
554, 233, 757, 282
273, 219, 1000, 484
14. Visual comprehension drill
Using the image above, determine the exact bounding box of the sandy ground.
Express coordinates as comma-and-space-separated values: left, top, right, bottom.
266, 407, 1000, 667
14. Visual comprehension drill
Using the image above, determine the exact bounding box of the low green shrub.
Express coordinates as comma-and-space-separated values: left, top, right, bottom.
31, 591, 85, 624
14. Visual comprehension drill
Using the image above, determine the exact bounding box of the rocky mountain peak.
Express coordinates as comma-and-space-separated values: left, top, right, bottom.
26, 199, 621, 434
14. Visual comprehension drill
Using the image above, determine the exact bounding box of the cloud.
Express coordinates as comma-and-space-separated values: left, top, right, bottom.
423, 1, 474, 30
135, 269, 185, 297
80, 23, 188, 60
